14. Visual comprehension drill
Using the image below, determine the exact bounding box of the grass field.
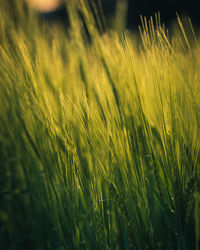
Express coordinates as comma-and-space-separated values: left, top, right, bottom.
0, 1, 200, 249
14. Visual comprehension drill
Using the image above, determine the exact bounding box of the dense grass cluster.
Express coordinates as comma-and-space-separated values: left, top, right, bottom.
0, 1, 200, 249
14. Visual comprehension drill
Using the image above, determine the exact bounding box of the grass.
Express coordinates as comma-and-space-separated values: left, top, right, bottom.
0, 0, 200, 249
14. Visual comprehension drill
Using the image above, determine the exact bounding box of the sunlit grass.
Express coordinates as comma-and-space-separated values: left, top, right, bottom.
0, 1, 200, 249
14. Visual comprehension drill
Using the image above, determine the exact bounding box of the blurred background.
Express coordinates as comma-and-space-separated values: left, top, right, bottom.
22, 0, 200, 31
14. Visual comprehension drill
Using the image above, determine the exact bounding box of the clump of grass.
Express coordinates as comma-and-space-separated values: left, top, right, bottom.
0, 1, 200, 249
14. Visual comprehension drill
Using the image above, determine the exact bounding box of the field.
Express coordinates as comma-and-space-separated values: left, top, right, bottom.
0, 1, 200, 249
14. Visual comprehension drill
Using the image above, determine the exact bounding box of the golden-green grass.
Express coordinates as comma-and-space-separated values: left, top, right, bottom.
0, 1, 200, 249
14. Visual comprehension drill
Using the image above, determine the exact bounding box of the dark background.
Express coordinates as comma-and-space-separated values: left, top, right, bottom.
5, 0, 200, 31
126, 0, 200, 29
39, 0, 200, 30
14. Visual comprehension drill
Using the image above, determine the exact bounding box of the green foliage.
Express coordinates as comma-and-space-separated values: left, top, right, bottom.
0, 1, 200, 249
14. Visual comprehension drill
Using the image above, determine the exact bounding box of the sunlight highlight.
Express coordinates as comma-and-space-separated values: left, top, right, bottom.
26, 0, 63, 12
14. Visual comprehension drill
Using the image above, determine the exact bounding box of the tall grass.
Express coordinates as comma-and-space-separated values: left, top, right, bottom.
0, 1, 200, 249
